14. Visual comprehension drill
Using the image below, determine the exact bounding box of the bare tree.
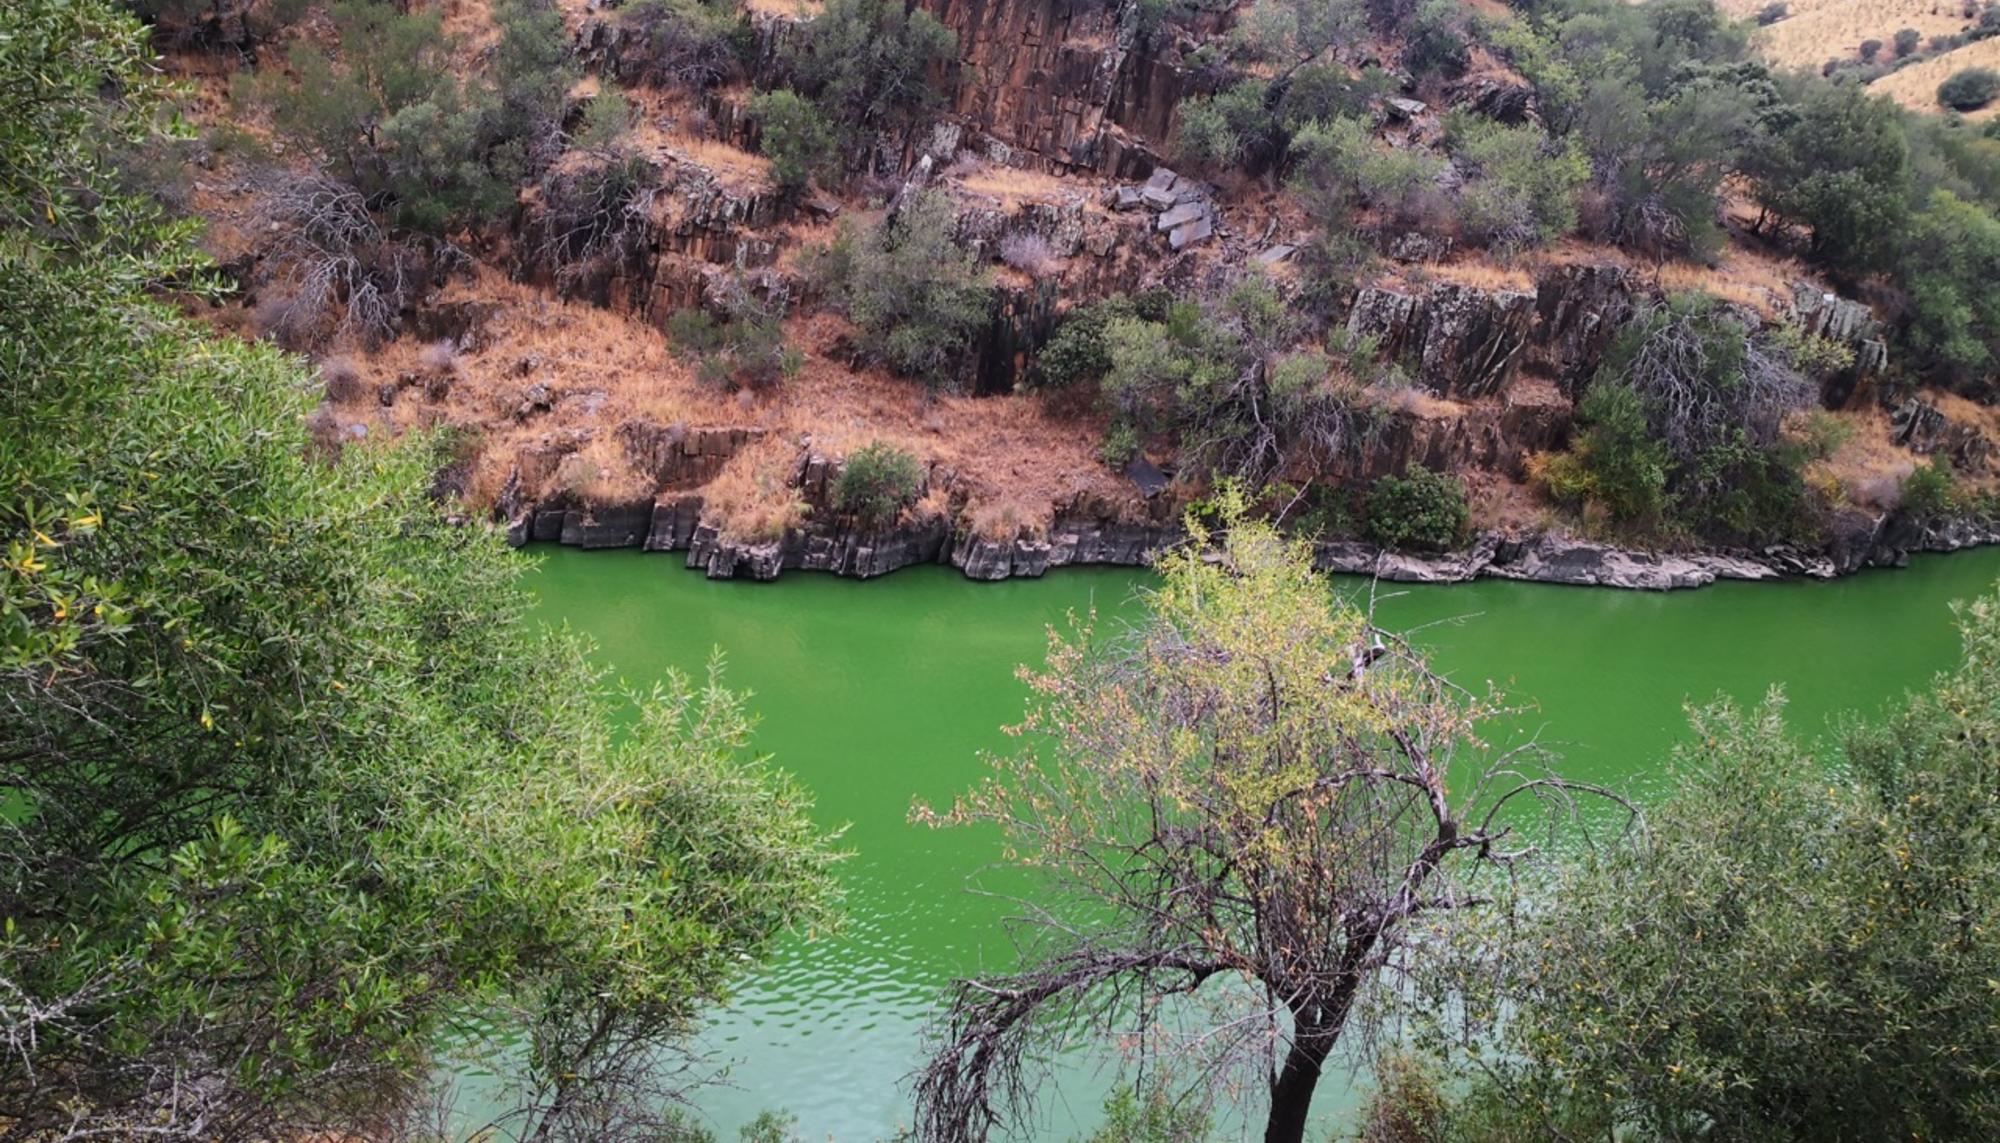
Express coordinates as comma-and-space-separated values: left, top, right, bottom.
253, 170, 453, 348
912, 506, 1626, 1143
525, 153, 661, 296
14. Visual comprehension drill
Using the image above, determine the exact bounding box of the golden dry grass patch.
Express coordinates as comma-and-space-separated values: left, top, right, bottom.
952, 163, 1090, 207
1764, 5, 1970, 69
1871, 37, 2000, 118
744, 0, 824, 15
323, 272, 1130, 532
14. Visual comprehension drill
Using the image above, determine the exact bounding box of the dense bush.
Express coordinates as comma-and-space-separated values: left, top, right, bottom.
1940, 66, 2000, 110
1900, 458, 1958, 519
613, 0, 749, 90
1894, 26, 1922, 56
251, 0, 574, 233
749, 88, 836, 197
665, 276, 801, 389
781, 0, 957, 148
1446, 111, 1590, 250
1030, 294, 1153, 390
0, 4, 838, 1138
1364, 468, 1469, 551
1539, 294, 1817, 542
1901, 189, 2000, 383
816, 190, 991, 389
1094, 276, 1367, 483
1425, 593, 2000, 1139
833, 441, 924, 526
1534, 384, 1671, 530
1290, 114, 1446, 230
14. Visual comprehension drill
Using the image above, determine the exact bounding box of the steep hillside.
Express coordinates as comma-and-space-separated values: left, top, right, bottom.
149, 0, 2000, 584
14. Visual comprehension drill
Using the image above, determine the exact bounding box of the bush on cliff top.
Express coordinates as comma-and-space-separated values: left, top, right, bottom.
834, 441, 924, 528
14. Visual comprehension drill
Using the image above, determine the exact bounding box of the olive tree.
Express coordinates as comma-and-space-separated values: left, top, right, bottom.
1428, 591, 2000, 1140
0, 4, 838, 1139
912, 503, 1617, 1143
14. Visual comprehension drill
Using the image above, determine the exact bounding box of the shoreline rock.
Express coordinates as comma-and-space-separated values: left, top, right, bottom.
505, 496, 2000, 591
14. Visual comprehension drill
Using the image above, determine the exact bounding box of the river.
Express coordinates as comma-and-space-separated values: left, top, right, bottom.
521, 545, 2000, 1141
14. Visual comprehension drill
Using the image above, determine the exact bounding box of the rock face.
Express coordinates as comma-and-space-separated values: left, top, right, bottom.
1530, 262, 1632, 394
1346, 282, 1536, 398
917, 0, 1206, 176
508, 486, 2000, 588
1890, 397, 1995, 474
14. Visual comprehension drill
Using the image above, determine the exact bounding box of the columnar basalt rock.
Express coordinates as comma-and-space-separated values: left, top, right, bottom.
915, 0, 1204, 176
1344, 283, 1535, 398
1530, 262, 1632, 395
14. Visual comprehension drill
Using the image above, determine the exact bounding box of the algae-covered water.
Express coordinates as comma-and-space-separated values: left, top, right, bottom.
523, 546, 2000, 1140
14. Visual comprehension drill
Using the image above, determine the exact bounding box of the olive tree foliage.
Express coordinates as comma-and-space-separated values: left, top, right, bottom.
0, 4, 838, 1140
1421, 591, 2000, 1141
912, 505, 1619, 1143
1092, 276, 1372, 485
780, 0, 957, 149
816, 190, 992, 389
249, 0, 576, 234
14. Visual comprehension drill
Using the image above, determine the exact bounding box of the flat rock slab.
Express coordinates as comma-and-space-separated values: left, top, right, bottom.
1140, 185, 1176, 210
1113, 185, 1144, 210
1156, 201, 1205, 231
1254, 243, 1297, 264
1168, 216, 1214, 249
1145, 166, 1179, 192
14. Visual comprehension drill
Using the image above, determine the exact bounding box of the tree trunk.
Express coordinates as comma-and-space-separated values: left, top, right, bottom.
1264, 1027, 1332, 1143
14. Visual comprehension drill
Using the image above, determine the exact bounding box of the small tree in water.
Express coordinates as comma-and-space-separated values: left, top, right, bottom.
912, 497, 1616, 1143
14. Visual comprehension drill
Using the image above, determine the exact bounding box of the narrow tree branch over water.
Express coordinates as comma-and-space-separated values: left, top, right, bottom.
911, 496, 1626, 1143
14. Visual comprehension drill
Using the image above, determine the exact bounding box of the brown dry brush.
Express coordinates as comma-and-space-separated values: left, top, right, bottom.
525, 153, 661, 296
251, 170, 461, 350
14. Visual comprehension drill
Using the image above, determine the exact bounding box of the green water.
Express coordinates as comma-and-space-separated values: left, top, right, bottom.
525, 546, 2000, 1140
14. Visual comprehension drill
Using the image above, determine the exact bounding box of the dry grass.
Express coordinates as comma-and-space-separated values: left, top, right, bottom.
953, 163, 1089, 207
1871, 37, 2000, 118
1733, 0, 1973, 69
622, 85, 775, 190
314, 270, 1130, 533
744, 0, 824, 15
1803, 407, 1919, 508
701, 436, 811, 541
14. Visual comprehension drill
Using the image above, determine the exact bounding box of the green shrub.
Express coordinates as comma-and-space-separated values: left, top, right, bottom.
1365, 469, 1469, 552
834, 442, 924, 527
816, 190, 991, 389
1894, 26, 1923, 56
1939, 66, 2000, 110
1437, 602, 2000, 1138
1445, 110, 1589, 250
1901, 458, 1957, 519
1174, 81, 1276, 170
664, 276, 800, 389
748, 88, 835, 198
252, 0, 574, 233
1536, 385, 1669, 531
1030, 293, 1169, 390
614, 0, 749, 90
782, 0, 957, 147
1081, 1087, 1211, 1143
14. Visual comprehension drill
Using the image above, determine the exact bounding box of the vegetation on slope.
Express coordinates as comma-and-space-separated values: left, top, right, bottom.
0, 2, 836, 1138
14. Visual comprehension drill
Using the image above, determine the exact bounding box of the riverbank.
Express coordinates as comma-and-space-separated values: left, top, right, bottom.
506, 491, 2000, 591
